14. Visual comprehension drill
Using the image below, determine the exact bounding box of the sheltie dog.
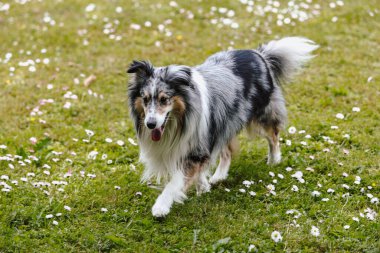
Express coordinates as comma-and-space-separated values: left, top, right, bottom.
127, 37, 318, 217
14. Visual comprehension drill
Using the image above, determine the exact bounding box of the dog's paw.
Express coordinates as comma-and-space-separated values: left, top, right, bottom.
209, 175, 227, 185
267, 152, 281, 165
196, 182, 211, 196
152, 202, 170, 217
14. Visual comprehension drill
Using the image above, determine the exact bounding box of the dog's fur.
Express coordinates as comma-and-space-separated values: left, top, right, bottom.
127, 37, 318, 217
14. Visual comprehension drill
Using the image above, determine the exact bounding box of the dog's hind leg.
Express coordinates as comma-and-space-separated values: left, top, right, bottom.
264, 126, 281, 165
184, 157, 210, 196
209, 138, 238, 184
196, 170, 210, 196
209, 146, 231, 184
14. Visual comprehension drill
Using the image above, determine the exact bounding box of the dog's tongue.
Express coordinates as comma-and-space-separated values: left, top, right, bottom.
151, 128, 162, 142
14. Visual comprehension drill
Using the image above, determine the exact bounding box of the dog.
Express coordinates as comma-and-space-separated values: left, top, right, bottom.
127, 37, 318, 217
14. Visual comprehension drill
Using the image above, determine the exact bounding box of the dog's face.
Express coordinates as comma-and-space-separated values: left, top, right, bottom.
127, 60, 192, 142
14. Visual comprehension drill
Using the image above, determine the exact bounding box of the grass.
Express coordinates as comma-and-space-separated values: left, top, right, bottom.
0, 0, 379, 252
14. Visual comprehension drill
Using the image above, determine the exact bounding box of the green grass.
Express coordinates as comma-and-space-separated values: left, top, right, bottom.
0, 0, 379, 252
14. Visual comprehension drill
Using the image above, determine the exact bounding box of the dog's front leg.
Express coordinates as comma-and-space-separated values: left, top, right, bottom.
152, 170, 186, 217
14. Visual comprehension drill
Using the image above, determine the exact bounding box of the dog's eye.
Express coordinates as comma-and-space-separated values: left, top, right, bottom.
160, 97, 169, 105
143, 97, 149, 105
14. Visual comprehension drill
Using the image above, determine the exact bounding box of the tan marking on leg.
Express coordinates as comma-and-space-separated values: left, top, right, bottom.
184, 162, 202, 191
184, 157, 209, 192
246, 120, 282, 164
228, 136, 240, 156
209, 138, 237, 185
264, 125, 281, 164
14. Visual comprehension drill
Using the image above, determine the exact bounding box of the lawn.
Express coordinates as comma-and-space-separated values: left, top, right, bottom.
0, 0, 379, 252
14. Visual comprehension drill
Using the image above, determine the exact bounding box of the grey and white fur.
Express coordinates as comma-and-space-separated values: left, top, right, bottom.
127, 37, 318, 217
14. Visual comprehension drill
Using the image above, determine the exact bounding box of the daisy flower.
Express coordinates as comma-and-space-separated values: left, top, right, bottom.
85, 129, 94, 137
248, 244, 257, 252
117, 140, 125, 146
288, 126, 297, 134
128, 138, 137, 146
271, 231, 282, 243
310, 226, 320, 237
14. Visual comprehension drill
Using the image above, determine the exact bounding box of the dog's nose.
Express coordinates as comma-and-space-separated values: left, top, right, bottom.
146, 118, 157, 129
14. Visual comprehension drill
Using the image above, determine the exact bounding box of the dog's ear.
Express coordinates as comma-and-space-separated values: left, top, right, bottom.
165, 66, 193, 88
127, 60, 154, 77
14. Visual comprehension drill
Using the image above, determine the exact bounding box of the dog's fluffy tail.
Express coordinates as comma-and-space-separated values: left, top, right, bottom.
257, 37, 319, 84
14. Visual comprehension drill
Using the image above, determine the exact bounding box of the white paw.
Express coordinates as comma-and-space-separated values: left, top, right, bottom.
196, 182, 211, 196
267, 152, 281, 165
209, 174, 227, 185
152, 202, 170, 217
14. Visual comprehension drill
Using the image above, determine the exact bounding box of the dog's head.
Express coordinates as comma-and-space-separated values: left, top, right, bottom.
127, 60, 192, 142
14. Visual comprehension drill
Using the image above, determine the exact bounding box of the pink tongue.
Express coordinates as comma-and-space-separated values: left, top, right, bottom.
151, 128, 162, 142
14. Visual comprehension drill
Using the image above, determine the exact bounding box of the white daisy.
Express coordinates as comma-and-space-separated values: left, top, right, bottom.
128, 138, 138, 146
85, 3, 96, 12
271, 231, 282, 243
248, 244, 257, 252
85, 129, 94, 137
117, 140, 125, 146
285, 167, 293, 172
310, 226, 320, 237
288, 126, 297, 134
